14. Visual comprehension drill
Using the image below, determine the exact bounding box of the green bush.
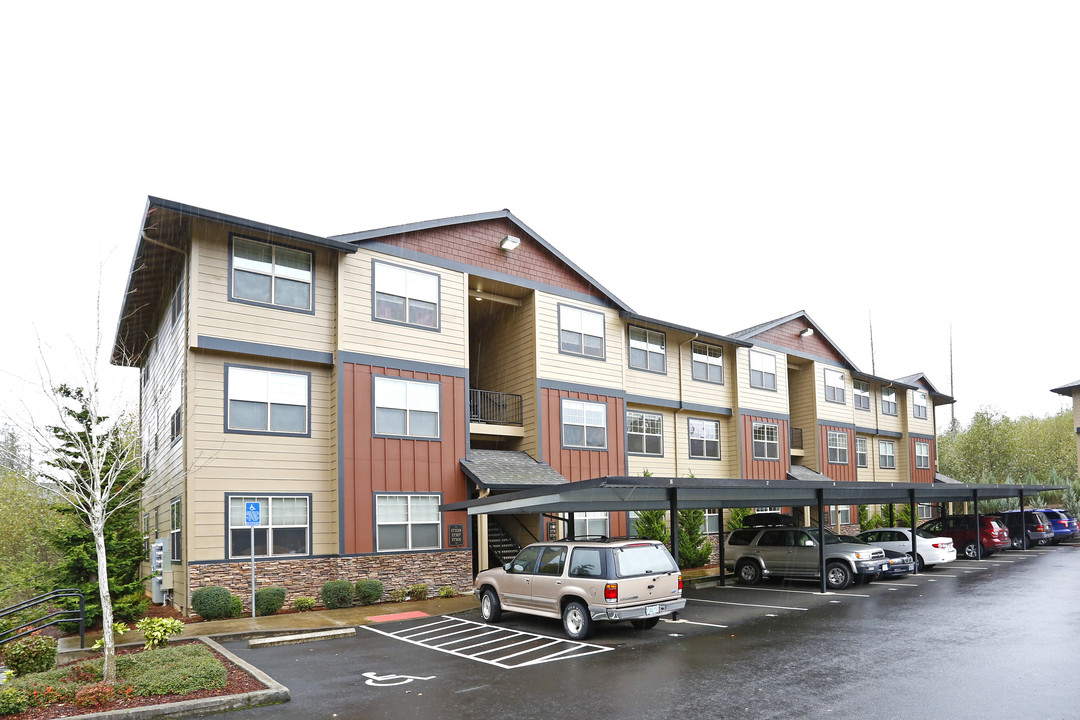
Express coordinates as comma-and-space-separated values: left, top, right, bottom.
0, 688, 29, 715
355, 579, 384, 605
407, 583, 429, 600
1, 635, 57, 677
134, 617, 185, 650
254, 587, 287, 616
293, 596, 316, 612
389, 587, 409, 603
114, 590, 151, 625
122, 644, 226, 695
676, 509, 713, 569
230, 595, 244, 618
190, 586, 235, 620
321, 580, 354, 609
437, 585, 456, 598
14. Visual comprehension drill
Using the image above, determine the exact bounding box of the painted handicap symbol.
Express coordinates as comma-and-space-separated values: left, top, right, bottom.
362, 671, 436, 687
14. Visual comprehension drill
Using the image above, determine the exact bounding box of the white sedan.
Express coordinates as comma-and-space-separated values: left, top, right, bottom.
857, 527, 957, 570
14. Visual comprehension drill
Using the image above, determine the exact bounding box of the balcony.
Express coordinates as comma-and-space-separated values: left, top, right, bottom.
790, 427, 804, 457
469, 389, 524, 438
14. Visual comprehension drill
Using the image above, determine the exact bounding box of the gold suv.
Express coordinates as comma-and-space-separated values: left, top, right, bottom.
474, 537, 685, 640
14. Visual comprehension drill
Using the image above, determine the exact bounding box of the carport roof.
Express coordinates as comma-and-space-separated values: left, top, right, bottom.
440, 475, 1064, 515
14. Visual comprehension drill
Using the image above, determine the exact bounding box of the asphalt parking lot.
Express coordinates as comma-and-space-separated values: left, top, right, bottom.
221, 543, 1080, 720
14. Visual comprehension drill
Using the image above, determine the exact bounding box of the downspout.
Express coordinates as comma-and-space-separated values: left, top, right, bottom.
676, 334, 698, 481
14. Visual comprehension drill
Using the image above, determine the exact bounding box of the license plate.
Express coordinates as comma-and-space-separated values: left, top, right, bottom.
645, 604, 659, 616
880, 563, 889, 572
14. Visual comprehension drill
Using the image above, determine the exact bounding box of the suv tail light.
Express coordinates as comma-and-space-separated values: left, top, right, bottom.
678, 574, 683, 591
605, 583, 618, 602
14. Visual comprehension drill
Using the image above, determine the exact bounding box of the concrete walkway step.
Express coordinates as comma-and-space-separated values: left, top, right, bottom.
247, 627, 356, 648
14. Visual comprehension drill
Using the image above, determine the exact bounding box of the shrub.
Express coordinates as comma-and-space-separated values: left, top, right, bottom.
72, 682, 119, 708
122, 644, 226, 696
355, 579, 384, 605
254, 586, 287, 616
321, 580, 354, 609
676, 509, 713, 569
407, 583, 429, 600
437, 585, 456, 598
191, 586, 235, 620
389, 587, 409, 603
114, 590, 151, 625
134, 617, 185, 650
92, 622, 132, 651
230, 595, 244, 618
2, 635, 57, 677
0, 688, 29, 715
293, 597, 316, 612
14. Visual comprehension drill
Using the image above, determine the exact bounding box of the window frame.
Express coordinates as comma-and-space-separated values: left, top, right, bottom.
371, 259, 442, 331
752, 421, 780, 460
691, 341, 724, 384
914, 391, 929, 419
881, 387, 898, 416
573, 512, 609, 538
374, 493, 443, 552
170, 277, 184, 327
169, 497, 182, 562
879, 440, 896, 469
824, 369, 846, 404
225, 364, 312, 437
373, 376, 442, 440
915, 440, 931, 469
557, 304, 606, 360
827, 430, 849, 465
855, 436, 869, 468
561, 398, 609, 450
626, 410, 663, 456
628, 326, 666, 374
688, 417, 722, 460
749, 350, 777, 391
226, 493, 312, 560
228, 235, 314, 314
853, 379, 871, 411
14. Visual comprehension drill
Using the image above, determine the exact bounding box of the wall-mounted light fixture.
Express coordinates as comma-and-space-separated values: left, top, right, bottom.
500, 235, 521, 251
799, 328, 815, 338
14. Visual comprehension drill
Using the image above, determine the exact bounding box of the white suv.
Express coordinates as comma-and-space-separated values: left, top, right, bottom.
474, 537, 685, 640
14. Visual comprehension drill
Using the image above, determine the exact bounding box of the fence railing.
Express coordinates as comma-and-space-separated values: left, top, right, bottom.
0, 589, 85, 650
790, 427, 804, 450
469, 389, 523, 426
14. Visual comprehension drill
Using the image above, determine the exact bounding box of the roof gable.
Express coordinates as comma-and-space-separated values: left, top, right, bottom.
731, 310, 859, 370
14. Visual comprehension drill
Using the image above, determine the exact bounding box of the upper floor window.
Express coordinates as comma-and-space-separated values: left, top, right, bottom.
169, 379, 182, 445
824, 369, 845, 404
559, 305, 605, 359
689, 418, 721, 459
691, 342, 723, 384
170, 497, 182, 562
881, 387, 898, 416
915, 440, 931, 469
914, 391, 928, 419
228, 495, 310, 559
853, 380, 871, 411
752, 422, 779, 460
374, 376, 440, 439
827, 431, 848, 464
749, 350, 776, 390
856, 437, 869, 468
227, 366, 310, 435
232, 236, 312, 311
879, 440, 896, 469
170, 278, 183, 326
375, 494, 441, 552
373, 261, 439, 329
562, 399, 607, 449
626, 410, 663, 456
628, 327, 665, 372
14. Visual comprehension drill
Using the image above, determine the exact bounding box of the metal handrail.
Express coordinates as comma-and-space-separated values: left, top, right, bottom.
469, 389, 523, 426
0, 589, 85, 649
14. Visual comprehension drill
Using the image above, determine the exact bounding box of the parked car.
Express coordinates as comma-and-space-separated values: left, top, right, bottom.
990, 510, 1054, 548
724, 527, 888, 590
917, 515, 1011, 559
837, 535, 914, 580
474, 537, 685, 640
856, 527, 957, 570
1035, 509, 1079, 544
743, 512, 798, 527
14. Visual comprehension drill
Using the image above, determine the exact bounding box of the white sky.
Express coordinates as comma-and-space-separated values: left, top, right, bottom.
2, 2, 1077, 434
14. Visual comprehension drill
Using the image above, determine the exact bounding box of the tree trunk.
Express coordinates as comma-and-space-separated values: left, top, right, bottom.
92, 514, 117, 683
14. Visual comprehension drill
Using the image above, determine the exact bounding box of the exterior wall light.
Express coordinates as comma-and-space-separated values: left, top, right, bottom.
500, 235, 521, 251
799, 328, 815, 337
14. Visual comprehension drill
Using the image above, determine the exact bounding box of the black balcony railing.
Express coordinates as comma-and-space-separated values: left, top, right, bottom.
470, 389, 523, 426
790, 427, 804, 450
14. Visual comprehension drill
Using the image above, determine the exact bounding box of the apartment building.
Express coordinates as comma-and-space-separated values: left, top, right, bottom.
113, 198, 953, 613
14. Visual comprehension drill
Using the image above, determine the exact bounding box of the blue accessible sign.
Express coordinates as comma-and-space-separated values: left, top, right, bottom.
246, 502, 261, 526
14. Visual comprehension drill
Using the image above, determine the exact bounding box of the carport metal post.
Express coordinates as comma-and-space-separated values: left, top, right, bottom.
816, 489, 826, 593
1019, 490, 1027, 550
669, 488, 680, 566
909, 489, 919, 575
567, 512, 575, 540
973, 489, 981, 560
718, 504, 725, 587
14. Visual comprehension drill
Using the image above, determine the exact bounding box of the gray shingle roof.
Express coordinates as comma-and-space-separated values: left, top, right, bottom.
460, 450, 569, 490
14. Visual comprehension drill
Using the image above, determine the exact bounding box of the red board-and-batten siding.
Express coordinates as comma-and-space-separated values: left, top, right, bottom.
910, 437, 937, 483
740, 414, 790, 480
818, 425, 857, 483
341, 363, 469, 555
750, 318, 848, 366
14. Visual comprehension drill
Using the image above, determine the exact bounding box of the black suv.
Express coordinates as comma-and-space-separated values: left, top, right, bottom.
991, 510, 1054, 548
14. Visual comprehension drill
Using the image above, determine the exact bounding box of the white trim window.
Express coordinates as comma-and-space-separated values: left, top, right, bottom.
853, 380, 871, 411
170, 497, 181, 562
689, 418, 721, 459
914, 391, 929, 419
749, 350, 777, 390
855, 437, 869, 468
629, 327, 665, 372
915, 440, 931, 469
375, 494, 441, 552
373, 261, 439, 329
879, 440, 896, 469
170, 278, 184, 326
559, 305, 605, 358
825, 369, 846, 404
626, 410, 663, 456
827, 431, 849, 464
917, 503, 933, 520
227, 366, 309, 435
169, 379, 182, 444
232, 237, 312, 310
374, 377, 440, 438
702, 509, 720, 534
563, 399, 608, 449
881, 387, 898, 416
691, 342, 723, 383
228, 495, 309, 558
752, 422, 779, 460
832, 505, 852, 525
574, 512, 609, 538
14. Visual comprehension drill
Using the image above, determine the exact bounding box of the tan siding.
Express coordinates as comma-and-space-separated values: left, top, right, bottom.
674, 411, 739, 478
816, 364, 853, 425
735, 347, 789, 415
535, 293, 623, 389
788, 362, 817, 469
626, 405, 678, 477
624, 325, 680, 402
339, 248, 467, 367
907, 388, 935, 437
678, 340, 736, 411
855, 435, 875, 481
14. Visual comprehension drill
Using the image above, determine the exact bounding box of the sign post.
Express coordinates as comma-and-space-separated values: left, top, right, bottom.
245, 502, 261, 619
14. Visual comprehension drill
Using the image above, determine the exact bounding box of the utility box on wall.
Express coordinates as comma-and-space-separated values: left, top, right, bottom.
150, 538, 172, 602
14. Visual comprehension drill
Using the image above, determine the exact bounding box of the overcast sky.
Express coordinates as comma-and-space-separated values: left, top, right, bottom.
2, 2, 1076, 434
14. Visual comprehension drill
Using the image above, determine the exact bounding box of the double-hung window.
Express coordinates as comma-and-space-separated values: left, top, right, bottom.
629, 327, 665, 372
169, 498, 182, 562
691, 342, 723, 383
374, 377, 440, 439
574, 512, 610, 538
856, 437, 869, 468
626, 410, 663, 455
228, 495, 309, 558
232, 236, 313, 311
170, 278, 183, 326
559, 305, 605, 358
752, 422, 779, 460
169, 379, 182, 444
689, 418, 721, 459
375, 494, 441, 551
373, 261, 440, 329
702, 509, 720, 534
879, 440, 896, 469
827, 431, 848, 464
853, 380, 871, 411
914, 392, 928, 419
825, 369, 845, 404
562, 399, 607, 449
227, 366, 310, 435
881, 388, 898, 415
749, 350, 776, 390
915, 441, 931, 469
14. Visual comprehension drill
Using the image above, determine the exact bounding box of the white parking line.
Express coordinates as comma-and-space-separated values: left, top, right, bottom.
715, 584, 869, 598
664, 617, 728, 629
688, 597, 808, 612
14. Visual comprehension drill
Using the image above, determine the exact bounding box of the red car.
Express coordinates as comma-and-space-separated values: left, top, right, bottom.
918, 515, 1011, 559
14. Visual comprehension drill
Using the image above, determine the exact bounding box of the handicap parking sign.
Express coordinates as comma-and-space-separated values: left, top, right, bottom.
246, 502, 261, 526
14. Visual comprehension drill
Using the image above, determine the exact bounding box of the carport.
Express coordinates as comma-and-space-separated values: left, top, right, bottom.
442, 476, 1065, 593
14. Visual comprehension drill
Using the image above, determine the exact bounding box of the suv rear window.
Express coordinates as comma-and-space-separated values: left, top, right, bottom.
727, 530, 758, 546
568, 547, 605, 578
612, 543, 678, 577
